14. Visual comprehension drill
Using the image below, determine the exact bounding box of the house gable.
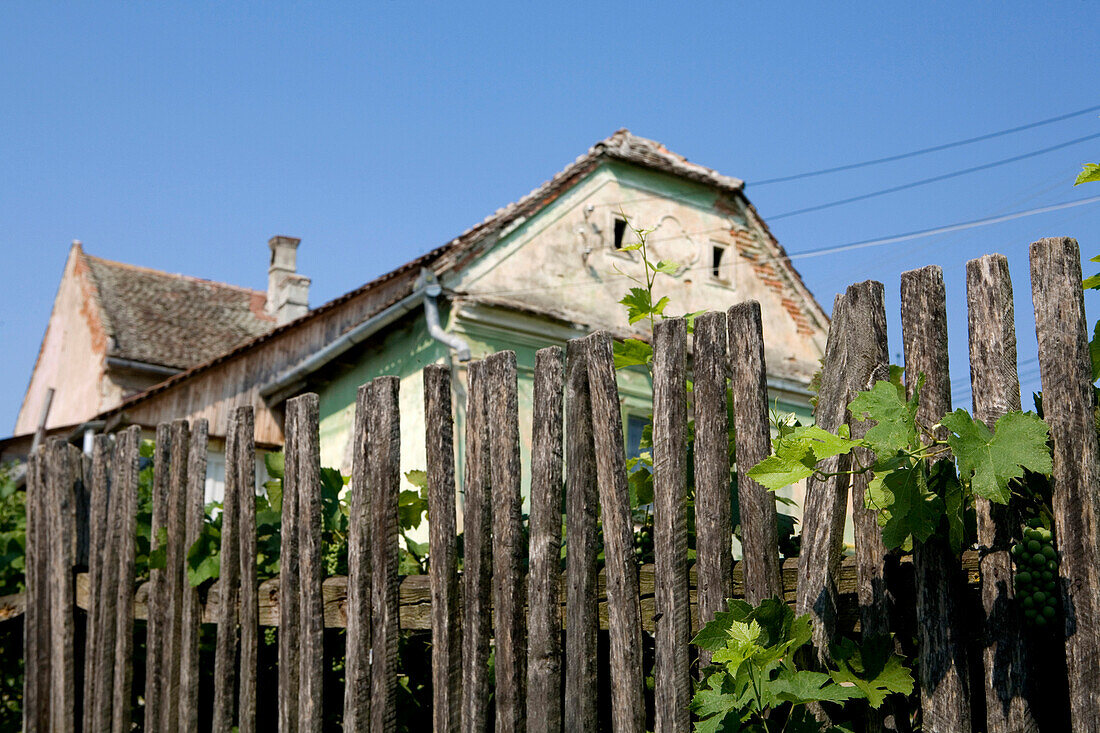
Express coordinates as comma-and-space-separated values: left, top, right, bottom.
445, 160, 828, 386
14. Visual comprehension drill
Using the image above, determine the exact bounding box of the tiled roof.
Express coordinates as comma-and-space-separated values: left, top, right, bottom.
83, 253, 277, 370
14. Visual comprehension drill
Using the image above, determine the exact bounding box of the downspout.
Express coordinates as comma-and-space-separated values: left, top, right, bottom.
419, 269, 471, 362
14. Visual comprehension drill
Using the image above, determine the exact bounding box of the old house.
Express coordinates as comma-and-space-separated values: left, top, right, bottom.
9, 130, 829, 508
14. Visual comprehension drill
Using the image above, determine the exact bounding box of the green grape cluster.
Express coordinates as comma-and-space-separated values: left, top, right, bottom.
1012, 520, 1059, 629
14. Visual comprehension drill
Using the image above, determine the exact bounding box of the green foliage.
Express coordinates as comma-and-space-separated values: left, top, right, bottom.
748, 372, 1053, 552
0, 463, 26, 597
691, 598, 911, 732
1075, 162, 1100, 186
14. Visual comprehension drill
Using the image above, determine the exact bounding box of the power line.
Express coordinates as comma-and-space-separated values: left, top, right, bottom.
469, 195, 1100, 299
752, 103, 1100, 186
768, 131, 1100, 221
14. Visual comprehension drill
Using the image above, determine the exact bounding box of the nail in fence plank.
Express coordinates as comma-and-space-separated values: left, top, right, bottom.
1029, 237, 1100, 732
965, 254, 1037, 733
279, 400, 303, 732
213, 414, 241, 732
585, 332, 645, 733
426, 365, 462, 733
487, 351, 527, 733
23, 452, 49, 733
89, 436, 119, 733
111, 427, 141, 733
344, 384, 373, 732
564, 340, 599, 731
145, 424, 173, 732
179, 419, 209, 733
795, 295, 851, 664
727, 302, 783, 603
652, 319, 691, 733
369, 378, 401, 733
462, 361, 494, 733
295, 394, 325, 733
82, 435, 112, 732
235, 408, 258, 733
46, 441, 80, 733
901, 266, 972, 732
161, 419, 190, 733
843, 281, 894, 733
527, 347, 564, 733
692, 312, 732, 667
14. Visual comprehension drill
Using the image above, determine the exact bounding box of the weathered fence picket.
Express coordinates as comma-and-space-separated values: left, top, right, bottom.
692, 310, 732, 668
345, 383, 373, 733
564, 339, 599, 732
369, 377, 401, 733
586, 331, 645, 733
462, 360, 493, 733
18, 238, 1100, 732
795, 293, 850, 666
965, 254, 1037, 732
653, 318, 690, 733
900, 266, 972, 732
1030, 237, 1100, 733
728, 301, 784, 604
527, 347, 564, 733
179, 419, 208, 733
426, 364, 462, 733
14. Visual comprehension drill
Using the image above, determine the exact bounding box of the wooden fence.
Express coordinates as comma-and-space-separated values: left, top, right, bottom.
16, 236, 1100, 732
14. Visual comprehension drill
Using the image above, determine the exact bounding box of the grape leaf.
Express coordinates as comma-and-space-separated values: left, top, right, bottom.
652, 259, 680, 274
849, 380, 920, 459
748, 424, 861, 491
930, 461, 966, 554
1090, 319, 1100, 381
769, 670, 863, 705
1075, 163, 1100, 186
830, 636, 914, 708
941, 409, 1052, 504
746, 453, 815, 491
866, 463, 944, 549
619, 287, 657, 324
613, 338, 652, 369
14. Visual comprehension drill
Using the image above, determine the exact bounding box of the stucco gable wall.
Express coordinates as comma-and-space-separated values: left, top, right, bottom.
445, 163, 827, 386
15, 246, 111, 434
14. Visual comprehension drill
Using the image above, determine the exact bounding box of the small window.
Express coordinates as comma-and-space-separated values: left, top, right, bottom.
712, 243, 728, 281
613, 218, 628, 249
625, 414, 650, 460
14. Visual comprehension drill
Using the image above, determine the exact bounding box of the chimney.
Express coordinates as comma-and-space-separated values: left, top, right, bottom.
267, 236, 310, 324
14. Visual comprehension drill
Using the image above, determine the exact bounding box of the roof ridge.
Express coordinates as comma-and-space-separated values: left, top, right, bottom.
82, 251, 267, 297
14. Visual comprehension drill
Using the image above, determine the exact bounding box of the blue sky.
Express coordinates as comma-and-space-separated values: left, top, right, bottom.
2, 2, 1098, 431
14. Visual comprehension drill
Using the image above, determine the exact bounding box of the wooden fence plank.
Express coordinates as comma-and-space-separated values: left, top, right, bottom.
727, 301, 784, 603
235, 407, 258, 733
369, 377, 401, 733
487, 350, 527, 733
279, 400, 303, 732
179, 419, 209, 733
426, 364, 462, 733
564, 339, 599, 731
652, 318, 691, 733
344, 384, 373, 732
795, 294, 851, 665
1029, 236, 1100, 733
90, 435, 119, 733
585, 331, 645, 733
901, 266, 972, 732
145, 423, 172, 732
965, 254, 1037, 732
161, 419, 190, 733
462, 361, 494, 733
843, 281, 895, 733
23, 452, 49, 733
82, 435, 112, 732
692, 311, 732, 668
111, 427, 140, 733
527, 347, 564, 733
295, 394, 325, 733
213, 414, 241, 732
46, 439, 80, 733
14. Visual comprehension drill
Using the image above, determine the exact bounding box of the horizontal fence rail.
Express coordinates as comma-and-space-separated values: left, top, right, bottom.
12, 238, 1100, 732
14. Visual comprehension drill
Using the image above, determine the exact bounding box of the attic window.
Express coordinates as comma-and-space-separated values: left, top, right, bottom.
711, 243, 727, 280
613, 218, 628, 249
